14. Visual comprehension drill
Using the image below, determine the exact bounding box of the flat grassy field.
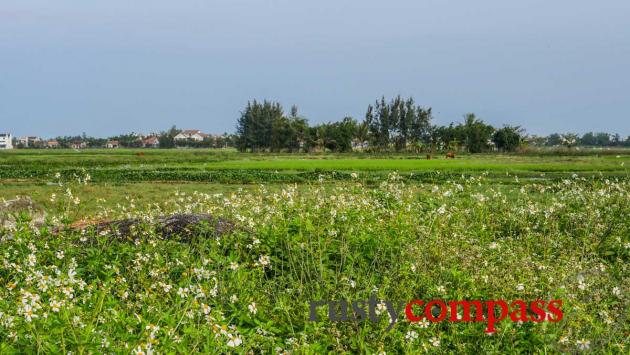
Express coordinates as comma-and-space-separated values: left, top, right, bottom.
0, 149, 628, 353
2, 148, 630, 172
1, 149, 628, 211
1, 149, 628, 184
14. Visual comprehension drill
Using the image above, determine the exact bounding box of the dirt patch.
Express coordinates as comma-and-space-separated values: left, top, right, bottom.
0, 196, 46, 229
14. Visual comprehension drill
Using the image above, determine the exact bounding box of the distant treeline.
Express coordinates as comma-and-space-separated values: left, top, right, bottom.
235, 96, 630, 153
13, 96, 630, 152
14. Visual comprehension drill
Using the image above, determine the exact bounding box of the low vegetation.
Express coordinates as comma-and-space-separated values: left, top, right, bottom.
1, 150, 629, 186
0, 163, 628, 353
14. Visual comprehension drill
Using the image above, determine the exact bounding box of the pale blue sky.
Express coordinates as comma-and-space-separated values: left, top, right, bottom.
1, 0, 629, 138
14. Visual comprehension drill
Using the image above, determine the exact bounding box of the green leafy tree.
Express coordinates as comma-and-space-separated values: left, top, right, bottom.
492, 126, 523, 152
110, 133, 143, 148
436, 123, 465, 152
365, 96, 433, 151
462, 113, 495, 153
158, 126, 180, 149
236, 100, 285, 152
545, 133, 563, 146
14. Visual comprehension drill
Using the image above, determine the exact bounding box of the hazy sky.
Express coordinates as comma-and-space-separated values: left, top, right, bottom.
1, 0, 629, 138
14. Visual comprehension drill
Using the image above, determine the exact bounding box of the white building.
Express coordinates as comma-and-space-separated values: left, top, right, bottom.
17, 136, 42, 148
0, 133, 13, 149
174, 130, 209, 142
105, 140, 120, 149
351, 139, 369, 151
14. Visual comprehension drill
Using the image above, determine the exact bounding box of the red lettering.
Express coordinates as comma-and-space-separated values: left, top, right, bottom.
546, 299, 563, 322
448, 300, 484, 322
529, 300, 546, 323
405, 300, 424, 322
509, 300, 528, 322
425, 300, 448, 322
485, 300, 508, 333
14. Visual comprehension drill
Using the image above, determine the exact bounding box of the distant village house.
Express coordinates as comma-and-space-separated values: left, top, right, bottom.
174, 130, 209, 142
143, 136, 160, 148
352, 139, 369, 151
0, 133, 13, 149
70, 141, 87, 149
18, 136, 42, 148
46, 140, 60, 148
105, 140, 120, 149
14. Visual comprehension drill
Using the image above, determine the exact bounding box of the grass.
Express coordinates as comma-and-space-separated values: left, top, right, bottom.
2, 148, 629, 171
201, 155, 629, 172
1, 149, 628, 185
0, 150, 629, 353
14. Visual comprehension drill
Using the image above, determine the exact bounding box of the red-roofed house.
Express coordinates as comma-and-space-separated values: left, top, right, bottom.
47, 140, 60, 148
143, 136, 160, 148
